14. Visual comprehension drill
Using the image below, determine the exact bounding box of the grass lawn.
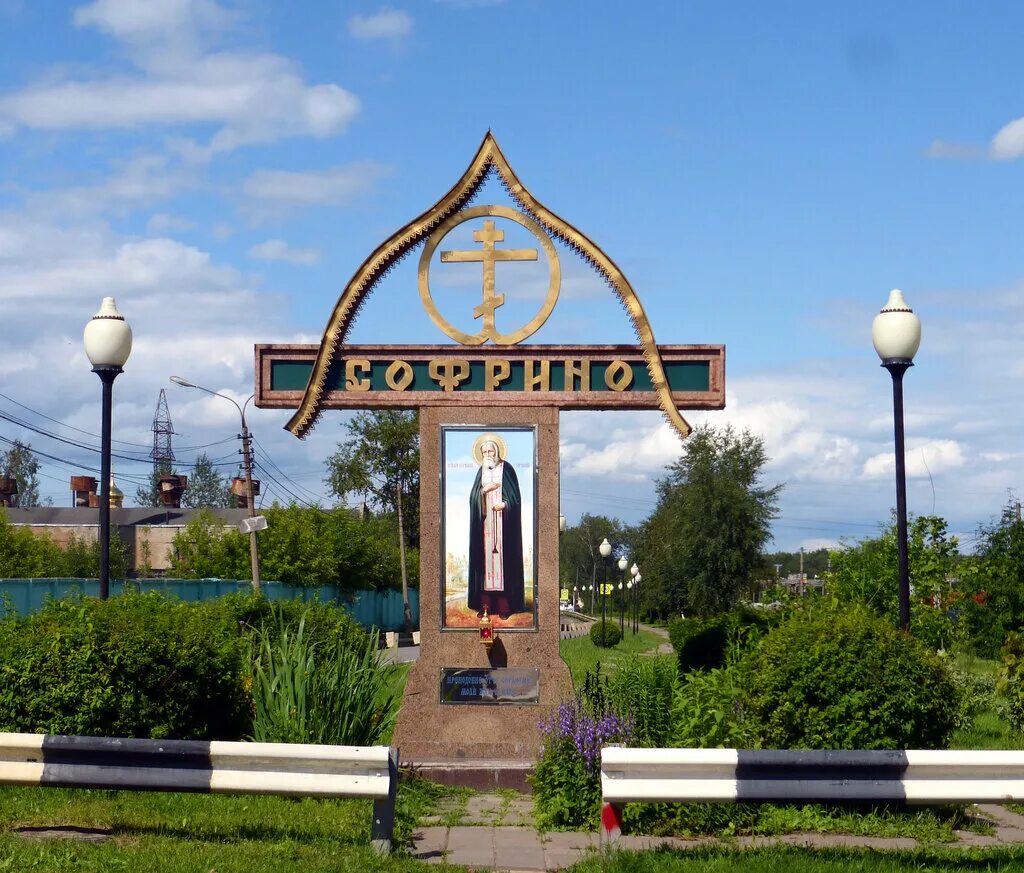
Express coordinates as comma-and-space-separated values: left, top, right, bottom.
0, 781, 452, 872
948, 655, 1024, 750
572, 845, 1024, 872
559, 628, 667, 684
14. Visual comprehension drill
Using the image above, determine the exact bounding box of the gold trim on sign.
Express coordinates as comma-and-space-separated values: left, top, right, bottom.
286, 133, 691, 440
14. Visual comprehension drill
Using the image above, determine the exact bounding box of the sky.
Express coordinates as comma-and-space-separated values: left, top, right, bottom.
1, 0, 1024, 554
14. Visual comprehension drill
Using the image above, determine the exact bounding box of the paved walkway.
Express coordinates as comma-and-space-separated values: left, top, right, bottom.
409, 795, 1024, 870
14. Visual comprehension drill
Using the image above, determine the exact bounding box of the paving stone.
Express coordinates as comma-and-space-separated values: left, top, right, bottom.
15, 826, 112, 843
445, 826, 497, 867
493, 826, 546, 870
977, 803, 1024, 829
954, 829, 1003, 847
758, 833, 920, 851
409, 827, 448, 862
466, 794, 506, 823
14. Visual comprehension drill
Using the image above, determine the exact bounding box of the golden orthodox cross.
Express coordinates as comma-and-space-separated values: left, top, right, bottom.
440, 219, 538, 336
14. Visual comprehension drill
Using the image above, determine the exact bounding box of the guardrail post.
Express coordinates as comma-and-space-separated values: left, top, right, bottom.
600, 801, 623, 845
371, 746, 398, 855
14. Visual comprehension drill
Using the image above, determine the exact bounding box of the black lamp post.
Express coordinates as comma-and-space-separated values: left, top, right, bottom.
630, 563, 640, 633
633, 572, 641, 634
171, 377, 262, 593
599, 538, 612, 630
83, 297, 132, 601
872, 289, 921, 632
617, 556, 628, 634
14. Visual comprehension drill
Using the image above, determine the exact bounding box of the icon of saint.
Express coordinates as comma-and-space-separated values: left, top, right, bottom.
467, 433, 525, 619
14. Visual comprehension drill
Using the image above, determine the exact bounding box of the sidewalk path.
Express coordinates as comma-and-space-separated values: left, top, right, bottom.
409, 793, 1024, 870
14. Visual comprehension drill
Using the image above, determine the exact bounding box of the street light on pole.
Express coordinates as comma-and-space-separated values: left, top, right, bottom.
599, 538, 612, 631
170, 376, 262, 594
633, 573, 641, 634
84, 298, 132, 601
872, 289, 921, 632
617, 556, 627, 635
631, 563, 640, 633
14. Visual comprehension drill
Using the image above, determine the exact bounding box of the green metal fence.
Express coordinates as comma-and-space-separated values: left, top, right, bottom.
0, 579, 419, 631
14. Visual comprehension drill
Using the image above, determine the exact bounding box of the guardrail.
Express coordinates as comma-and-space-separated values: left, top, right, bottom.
0, 732, 398, 854
600, 747, 1024, 841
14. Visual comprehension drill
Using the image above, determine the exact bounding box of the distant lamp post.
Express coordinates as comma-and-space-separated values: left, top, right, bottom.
171, 376, 262, 593
633, 573, 641, 634
631, 564, 640, 633
872, 288, 921, 632
599, 538, 612, 630
617, 556, 628, 634
83, 297, 132, 601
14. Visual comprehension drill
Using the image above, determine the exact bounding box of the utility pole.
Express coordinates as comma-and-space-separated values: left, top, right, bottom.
239, 417, 262, 593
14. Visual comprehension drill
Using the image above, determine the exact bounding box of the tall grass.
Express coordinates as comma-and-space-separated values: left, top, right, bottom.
251, 611, 401, 746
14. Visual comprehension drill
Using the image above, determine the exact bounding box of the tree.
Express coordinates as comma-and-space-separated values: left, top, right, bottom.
827, 514, 960, 648
325, 411, 419, 630
637, 424, 781, 616
181, 453, 230, 508
167, 504, 413, 590
957, 498, 1024, 656
1, 439, 42, 507
559, 514, 631, 613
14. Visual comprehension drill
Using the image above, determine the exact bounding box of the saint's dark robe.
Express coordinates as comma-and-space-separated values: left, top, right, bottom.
467, 460, 525, 617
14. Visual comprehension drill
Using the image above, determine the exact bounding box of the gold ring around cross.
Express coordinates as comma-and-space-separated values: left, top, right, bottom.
417, 204, 561, 346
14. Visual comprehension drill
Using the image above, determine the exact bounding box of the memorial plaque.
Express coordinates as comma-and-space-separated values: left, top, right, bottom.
440, 667, 541, 705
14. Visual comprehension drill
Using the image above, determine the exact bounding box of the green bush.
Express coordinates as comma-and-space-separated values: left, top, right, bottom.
590, 620, 621, 648
251, 610, 401, 746
0, 593, 251, 739
213, 591, 365, 653
668, 608, 777, 673
997, 632, 1024, 732
667, 616, 729, 671
949, 662, 997, 732
741, 605, 959, 749
672, 663, 755, 748
606, 656, 676, 747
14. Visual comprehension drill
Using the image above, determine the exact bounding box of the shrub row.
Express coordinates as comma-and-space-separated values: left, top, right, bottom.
0, 591, 367, 741
536, 603, 965, 830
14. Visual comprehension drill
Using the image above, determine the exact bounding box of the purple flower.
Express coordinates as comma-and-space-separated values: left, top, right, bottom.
539, 696, 633, 772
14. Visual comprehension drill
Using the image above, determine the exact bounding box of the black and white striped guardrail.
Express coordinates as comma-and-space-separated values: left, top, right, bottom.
0, 733, 398, 854
600, 747, 1024, 841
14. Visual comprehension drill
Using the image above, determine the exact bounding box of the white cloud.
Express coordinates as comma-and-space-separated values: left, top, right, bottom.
925, 139, 982, 160
241, 162, 391, 212
799, 537, 843, 552
861, 438, 966, 479
248, 239, 320, 265
0, 1, 360, 155
146, 212, 194, 234
25, 154, 197, 219
348, 8, 413, 40
73, 0, 235, 44
991, 116, 1024, 160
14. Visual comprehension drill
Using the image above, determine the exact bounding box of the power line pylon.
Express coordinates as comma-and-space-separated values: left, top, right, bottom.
150, 389, 175, 475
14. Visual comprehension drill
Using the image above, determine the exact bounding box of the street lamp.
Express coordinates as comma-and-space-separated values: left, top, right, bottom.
617, 556, 628, 634
633, 573, 641, 634
872, 288, 921, 632
83, 297, 132, 600
631, 564, 640, 633
599, 538, 612, 630
171, 376, 262, 593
